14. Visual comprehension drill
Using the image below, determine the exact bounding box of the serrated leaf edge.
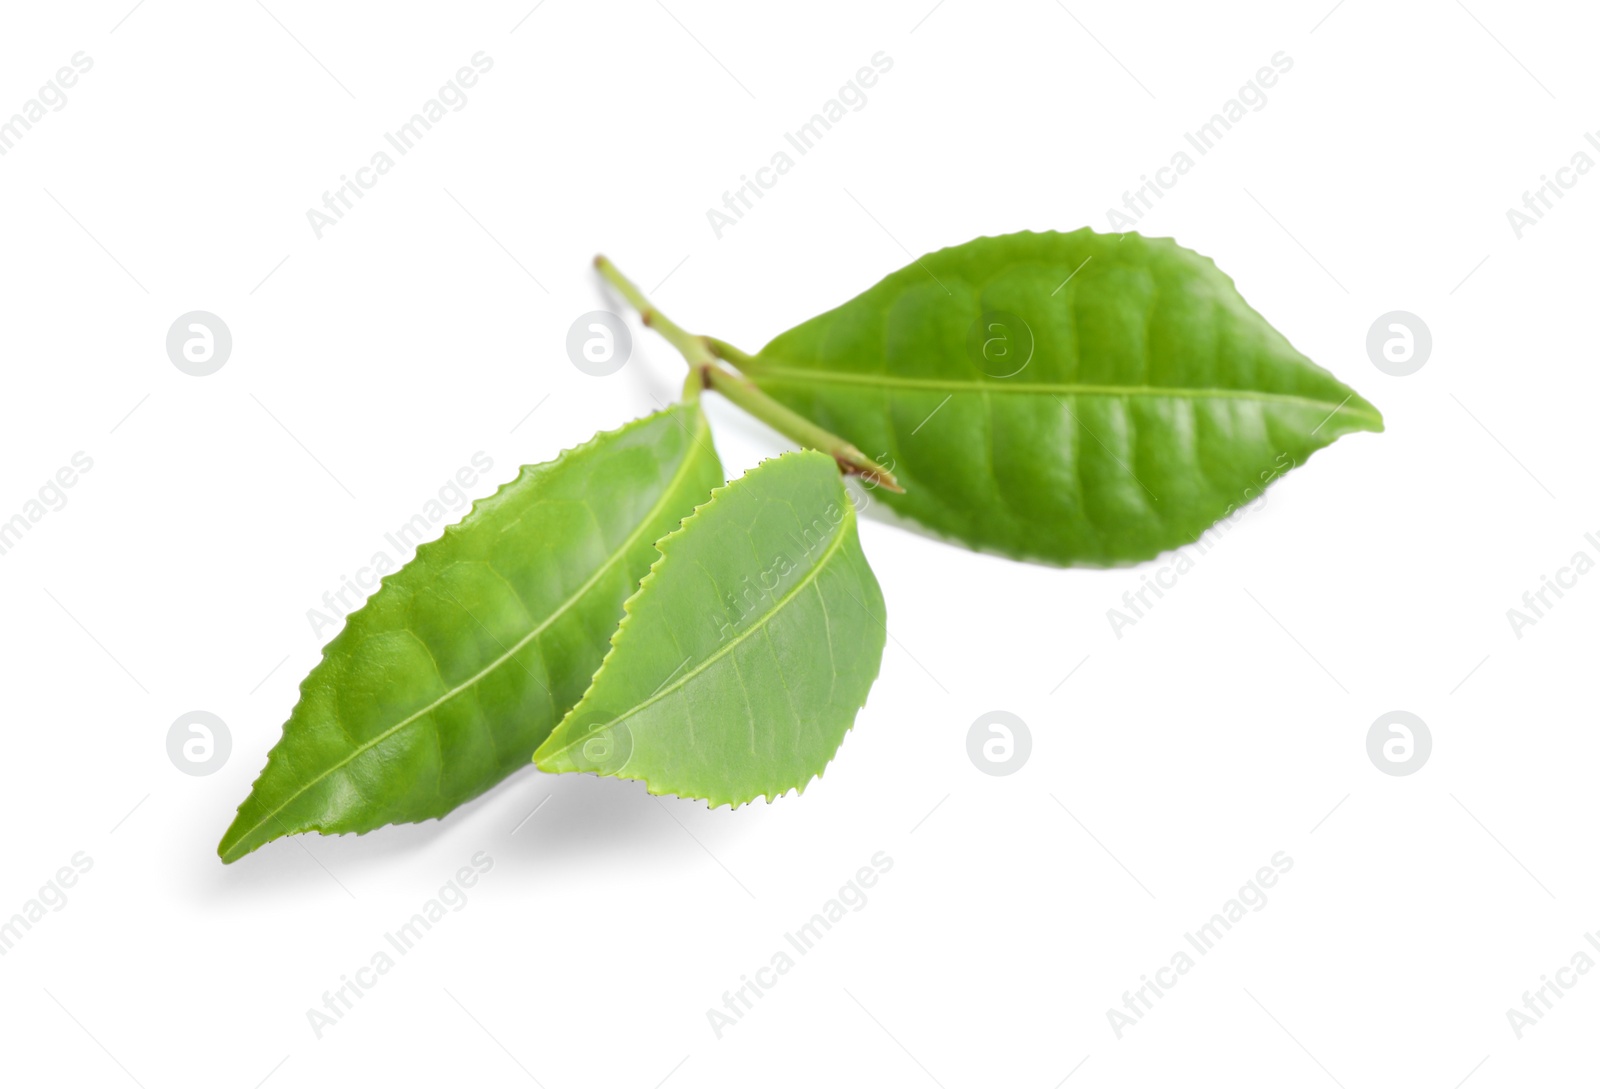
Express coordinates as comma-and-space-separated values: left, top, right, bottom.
534, 450, 885, 810
217, 403, 714, 862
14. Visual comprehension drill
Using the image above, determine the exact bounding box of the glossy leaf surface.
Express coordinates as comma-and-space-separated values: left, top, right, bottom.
535, 451, 885, 807
218, 404, 723, 862
741, 229, 1383, 566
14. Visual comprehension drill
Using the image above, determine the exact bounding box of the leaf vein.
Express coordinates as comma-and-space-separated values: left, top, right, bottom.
542, 506, 853, 759
751, 367, 1375, 418
228, 411, 711, 851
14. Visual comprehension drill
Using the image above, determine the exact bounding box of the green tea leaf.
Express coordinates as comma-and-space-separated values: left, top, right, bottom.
535, 451, 886, 806
738, 229, 1383, 566
218, 404, 723, 862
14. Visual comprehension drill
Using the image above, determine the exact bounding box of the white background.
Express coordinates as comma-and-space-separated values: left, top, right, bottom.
0, 1, 1595, 1085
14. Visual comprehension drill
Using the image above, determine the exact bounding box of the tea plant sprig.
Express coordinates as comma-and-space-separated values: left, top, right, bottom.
219, 228, 1380, 863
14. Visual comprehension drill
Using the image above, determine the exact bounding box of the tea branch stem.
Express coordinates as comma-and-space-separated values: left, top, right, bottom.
593, 255, 716, 373
594, 255, 901, 492
704, 336, 757, 370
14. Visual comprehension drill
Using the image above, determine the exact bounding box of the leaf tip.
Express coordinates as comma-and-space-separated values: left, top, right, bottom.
215, 829, 249, 865
216, 789, 292, 865
1343, 392, 1385, 435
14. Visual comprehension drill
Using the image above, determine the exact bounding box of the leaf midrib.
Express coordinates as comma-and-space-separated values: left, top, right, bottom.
540, 500, 852, 762
745, 364, 1376, 419
225, 411, 709, 855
